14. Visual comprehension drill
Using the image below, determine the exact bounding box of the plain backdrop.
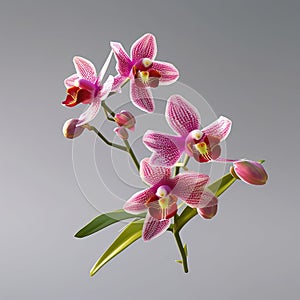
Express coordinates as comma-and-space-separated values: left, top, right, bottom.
1, 1, 299, 299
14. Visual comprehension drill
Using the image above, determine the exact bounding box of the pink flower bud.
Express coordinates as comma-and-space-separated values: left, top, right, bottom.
114, 127, 129, 140
198, 205, 218, 219
231, 160, 268, 185
62, 119, 85, 139
114, 110, 136, 131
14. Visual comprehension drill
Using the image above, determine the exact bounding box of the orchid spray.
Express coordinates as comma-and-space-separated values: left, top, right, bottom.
61, 33, 268, 275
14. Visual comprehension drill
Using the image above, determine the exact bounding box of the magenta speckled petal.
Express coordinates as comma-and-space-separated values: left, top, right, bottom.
143, 131, 185, 166
202, 116, 232, 141
166, 95, 200, 136
142, 213, 170, 241
131, 33, 157, 61
111, 75, 128, 92
185, 188, 218, 209
151, 61, 179, 85
130, 81, 154, 113
172, 173, 210, 205
110, 42, 132, 76
73, 56, 97, 83
123, 188, 155, 214
140, 158, 172, 186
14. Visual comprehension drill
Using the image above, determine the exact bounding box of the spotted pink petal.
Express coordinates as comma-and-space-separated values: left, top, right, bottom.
111, 75, 128, 92
130, 81, 154, 113
123, 188, 155, 214
184, 188, 218, 209
166, 95, 200, 136
76, 76, 113, 126
142, 213, 170, 241
143, 131, 185, 166
202, 116, 232, 141
64, 74, 79, 88
140, 158, 171, 186
151, 61, 179, 85
171, 173, 210, 205
110, 42, 133, 76
73, 56, 97, 83
131, 33, 157, 62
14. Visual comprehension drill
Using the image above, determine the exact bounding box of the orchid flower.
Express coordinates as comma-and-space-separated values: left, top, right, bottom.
123, 158, 218, 241
143, 95, 232, 166
110, 33, 179, 113
62, 53, 114, 126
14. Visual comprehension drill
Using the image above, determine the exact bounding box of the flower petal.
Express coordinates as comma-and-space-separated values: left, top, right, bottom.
110, 42, 132, 76
98, 50, 113, 82
123, 188, 155, 214
166, 95, 200, 136
131, 33, 157, 61
171, 173, 210, 204
75, 76, 113, 126
142, 213, 170, 241
202, 116, 232, 141
143, 131, 185, 166
152, 61, 179, 85
76, 94, 101, 127
185, 188, 218, 209
130, 81, 154, 113
111, 75, 128, 92
99, 75, 114, 100
140, 158, 171, 186
64, 74, 79, 88
73, 56, 97, 83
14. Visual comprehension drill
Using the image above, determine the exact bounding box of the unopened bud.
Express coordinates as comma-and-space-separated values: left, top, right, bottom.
62, 119, 85, 139
231, 160, 268, 185
114, 127, 129, 140
114, 110, 136, 131
198, 205, 218, 219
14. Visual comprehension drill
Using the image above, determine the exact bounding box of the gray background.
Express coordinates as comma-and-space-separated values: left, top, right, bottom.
1, 0, 299, 299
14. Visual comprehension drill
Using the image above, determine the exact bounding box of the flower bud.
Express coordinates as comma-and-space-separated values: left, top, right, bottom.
114, 110, 136, 131
114, 127, 128, 140
198, 205, 218, 219
62, 119, 85, 139
231, 160, 268, 185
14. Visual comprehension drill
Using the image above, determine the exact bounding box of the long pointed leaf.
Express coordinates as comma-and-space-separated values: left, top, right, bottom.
75, 209, 145, 238
90, 220, 143, 276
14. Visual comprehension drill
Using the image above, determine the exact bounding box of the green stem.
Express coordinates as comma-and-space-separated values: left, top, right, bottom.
101, 101, 115, 117
84, 125, 127, 152
173, 230, 188, 273
124, 140, 140, 171
100, 101, 140, 171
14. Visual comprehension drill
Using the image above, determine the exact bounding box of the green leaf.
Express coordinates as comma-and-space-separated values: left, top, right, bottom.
90, 219, 144, 276
75, 209, 145, 238
175, 260, 183, 264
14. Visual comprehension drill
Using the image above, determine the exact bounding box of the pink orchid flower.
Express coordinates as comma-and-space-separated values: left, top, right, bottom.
123, 158, 218, 241
62, 53, 114, 126
143, 95, 232, 166
110, 33, 179, 113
